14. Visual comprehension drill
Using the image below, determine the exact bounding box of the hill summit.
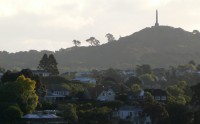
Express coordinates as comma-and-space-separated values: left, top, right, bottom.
1, 26, 200, 71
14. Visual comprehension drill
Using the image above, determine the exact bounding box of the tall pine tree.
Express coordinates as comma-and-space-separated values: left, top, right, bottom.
38, 54, 59, 75
38, 54, 48, 71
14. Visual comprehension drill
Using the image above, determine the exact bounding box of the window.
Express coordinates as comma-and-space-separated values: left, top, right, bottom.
161, 96, 167, 100
155, 96, 160, 100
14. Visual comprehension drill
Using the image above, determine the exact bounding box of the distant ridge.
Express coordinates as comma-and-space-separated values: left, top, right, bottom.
1, 26, 200, 71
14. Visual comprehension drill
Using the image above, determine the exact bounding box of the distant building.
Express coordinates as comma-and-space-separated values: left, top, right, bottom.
72, 77, 96, 84
22, 110, 66, 124
32, 70, 50, 77
128, 90, 145, 101
42, 79, 70, 103
44, 89, 69, 103
144, 89, 167, 103
118, 106, 151, 124
122, 69, 137, 77
87, 85, 116, 101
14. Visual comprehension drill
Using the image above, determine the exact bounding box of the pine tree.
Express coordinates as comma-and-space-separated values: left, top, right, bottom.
48, 54, 59, 75
38, 54, 48, 70
38, 54, 59, 75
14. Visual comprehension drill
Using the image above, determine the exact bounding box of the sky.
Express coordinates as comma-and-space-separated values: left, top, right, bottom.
0, 0, 200, 52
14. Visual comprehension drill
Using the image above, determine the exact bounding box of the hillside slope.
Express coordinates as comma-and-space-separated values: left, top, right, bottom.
1, 26, 200, 71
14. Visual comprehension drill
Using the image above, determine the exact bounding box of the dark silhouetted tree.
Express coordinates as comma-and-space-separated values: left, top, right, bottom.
1, 69, 46, 97
1, 105, 23, 124
38, 54, 59, 75
105, 33, 116, 42
38, 53, 48, 71
136, 64, 152, 76
73, 40, 81, 47
86, 37, 100, 46
48, 54, 59, 75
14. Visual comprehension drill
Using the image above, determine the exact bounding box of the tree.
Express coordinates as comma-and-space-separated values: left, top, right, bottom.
86, 37, 100, 46
130, 84, 142, 95
136, 64, 152, 76
58, 104, 78, 123
105, 33, 116, 42
1, 69, 46, 97
102, 68, 122, 84
73, 40, 81, 47
38, 54, 59, 75
0, 75, 38, 114
125, 76, 143, 87
165, 103, 192, 124
139, 73, 156, 86
48, 54, 59, 75
188, 60, 196, 66
193, 30, 200, 35
38, 53, 48, 71
191, 83, 200, 106
1, 105, 23, 124
143, 102, 169, 124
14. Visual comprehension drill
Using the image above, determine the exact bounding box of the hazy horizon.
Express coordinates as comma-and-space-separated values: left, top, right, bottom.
0, 0, 200, 52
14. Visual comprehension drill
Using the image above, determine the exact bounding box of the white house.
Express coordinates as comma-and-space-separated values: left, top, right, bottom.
97, 88, 116, 101
87, 85, 116, 101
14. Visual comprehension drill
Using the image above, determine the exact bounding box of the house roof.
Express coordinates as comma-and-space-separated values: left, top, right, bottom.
144, 89, 167, 96
128, 90, 144, 97
119, 106, 142, 111
87, 85, 114, 98
41, 76, 70, 91
22, 114, 61, 119
72, 77, 96, 83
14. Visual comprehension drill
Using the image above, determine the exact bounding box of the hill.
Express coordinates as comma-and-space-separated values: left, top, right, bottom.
1, 26, 200, 71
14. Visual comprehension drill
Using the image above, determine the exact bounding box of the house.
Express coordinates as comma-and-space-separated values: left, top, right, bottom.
87, 85, 116, 101
22, 110, 66, 124
41, 76, 71, 103
128, 90, 145, 101
97, 88, 116, 101
118, 106, 151, 124
43, 89, 69, 103
75, 71, 92, 77
122, 69, 137, 77
175, 65, 195, 77
72, 77, 96, 84
144, 89, 167, 103
32, 70, 50, 77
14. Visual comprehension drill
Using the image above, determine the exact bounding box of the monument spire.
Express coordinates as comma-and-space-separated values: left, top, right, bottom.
155, 9, 159, 27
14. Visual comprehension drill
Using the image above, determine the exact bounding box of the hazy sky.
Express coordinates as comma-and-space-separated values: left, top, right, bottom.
0, 0, 199, 52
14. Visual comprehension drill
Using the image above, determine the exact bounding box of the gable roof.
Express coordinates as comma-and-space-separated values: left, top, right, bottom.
87, 85, 114, 99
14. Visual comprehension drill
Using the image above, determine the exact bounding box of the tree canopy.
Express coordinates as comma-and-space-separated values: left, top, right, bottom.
86, 37, 100, 46
0, 75, 38, 114
73, 40, 81, 47
105, 33, 116, 42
